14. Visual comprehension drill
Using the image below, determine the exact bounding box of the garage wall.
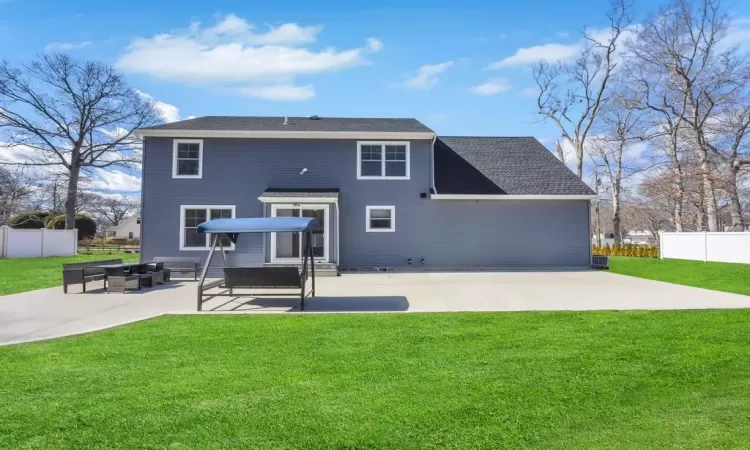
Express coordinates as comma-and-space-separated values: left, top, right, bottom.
340, 199, 592, 269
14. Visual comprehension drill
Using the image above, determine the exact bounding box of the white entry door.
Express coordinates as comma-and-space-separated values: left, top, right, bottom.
270, 204, 329, 262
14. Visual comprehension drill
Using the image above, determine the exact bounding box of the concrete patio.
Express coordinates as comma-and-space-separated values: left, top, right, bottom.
2, 271, 750, 345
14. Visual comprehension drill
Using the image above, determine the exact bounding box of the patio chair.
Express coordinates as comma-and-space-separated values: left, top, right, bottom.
144, 262, 166, 283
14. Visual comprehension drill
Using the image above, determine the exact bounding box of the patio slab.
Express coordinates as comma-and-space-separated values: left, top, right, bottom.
2, 271, 749, 345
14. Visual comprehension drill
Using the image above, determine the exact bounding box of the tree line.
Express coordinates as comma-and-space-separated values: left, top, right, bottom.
0, 165, 139, 235
534, 0, 750, 243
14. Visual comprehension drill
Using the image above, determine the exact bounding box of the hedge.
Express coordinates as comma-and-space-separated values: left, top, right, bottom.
593, 243, 659, 258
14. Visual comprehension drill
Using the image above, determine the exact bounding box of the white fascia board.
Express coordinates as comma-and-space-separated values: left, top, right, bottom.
258, 196, 339, 203
430, 194, 598, 200
136, 129, 436, 140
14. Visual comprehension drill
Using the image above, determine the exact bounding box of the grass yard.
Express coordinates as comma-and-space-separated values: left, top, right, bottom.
609, 256, 750, 296
0, 252, 139, 296
2, 311, 750, 448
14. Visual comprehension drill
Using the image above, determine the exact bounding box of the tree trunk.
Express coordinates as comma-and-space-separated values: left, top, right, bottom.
702, 172, 718, 232
611, 189, 621, 245
726, 169, 745, 232
696, 143, 718, 232
575, 139, 584, 179
64, 165, 80, 230
673, 169, 685, 232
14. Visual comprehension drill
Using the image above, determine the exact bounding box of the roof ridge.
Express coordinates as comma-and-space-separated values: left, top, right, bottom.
439, 136, 537, 139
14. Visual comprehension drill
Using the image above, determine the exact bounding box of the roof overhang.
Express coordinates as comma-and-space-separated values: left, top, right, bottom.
135, 129, 436, 140
430, 194, 597, 200
259, 196, 339, 203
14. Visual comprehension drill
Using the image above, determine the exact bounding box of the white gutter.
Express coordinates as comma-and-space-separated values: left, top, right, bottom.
430, 194, 598, 200
135, 129, 436, 140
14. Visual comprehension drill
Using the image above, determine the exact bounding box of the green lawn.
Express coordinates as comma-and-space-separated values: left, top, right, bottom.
0, 252, 139, 296
2, 312, 750, 448
609, 256, 750, 296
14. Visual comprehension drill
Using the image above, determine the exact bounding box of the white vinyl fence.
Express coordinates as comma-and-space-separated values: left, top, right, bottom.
660, 232, 750, 264
0, 226, 78, 258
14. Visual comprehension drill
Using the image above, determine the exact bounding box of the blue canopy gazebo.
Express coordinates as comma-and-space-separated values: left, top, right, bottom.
195, 217, 318, 311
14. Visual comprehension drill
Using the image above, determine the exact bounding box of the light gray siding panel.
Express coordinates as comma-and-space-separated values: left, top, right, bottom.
141, 137, 590, 271
341, 200, 590, 269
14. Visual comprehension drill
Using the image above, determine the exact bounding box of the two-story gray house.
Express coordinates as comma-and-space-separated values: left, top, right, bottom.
136, 116, 595, 274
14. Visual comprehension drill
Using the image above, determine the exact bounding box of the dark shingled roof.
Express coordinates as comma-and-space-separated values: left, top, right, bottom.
144, 116, 434, 133
434, 137, 595, 196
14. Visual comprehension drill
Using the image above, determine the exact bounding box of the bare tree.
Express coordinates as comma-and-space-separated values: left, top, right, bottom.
0, 54, 159, 230
534, 0, 633, 178
590, 95, 643, 244
0, 167, 33, 225
88, 194, 139, 226
623, 53, 691, 231
629, 0, 744, 231
707, 101, 750, 230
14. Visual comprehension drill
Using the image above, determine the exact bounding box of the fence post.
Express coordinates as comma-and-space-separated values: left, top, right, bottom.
659, 231, 664, 259
703, 232, 708, 262
0, 226, 5, 259
74, 228, 78, 255
40, 228, 46, 257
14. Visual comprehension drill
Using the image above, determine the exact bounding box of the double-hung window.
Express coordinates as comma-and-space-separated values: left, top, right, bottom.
357, 141, 410, 179
180, 205, 235, 250
173, 139, 203, 178
366, 206, 395, 232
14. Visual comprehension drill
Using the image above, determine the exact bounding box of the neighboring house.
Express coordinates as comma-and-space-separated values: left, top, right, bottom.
136, 116, 595, 274
105, 215, 140, 239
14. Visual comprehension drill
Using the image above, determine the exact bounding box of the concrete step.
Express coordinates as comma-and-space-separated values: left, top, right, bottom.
263, 262, 339, 277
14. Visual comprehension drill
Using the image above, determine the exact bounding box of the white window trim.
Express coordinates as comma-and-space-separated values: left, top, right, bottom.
357, 141, 410, 180
366, 206, 396, 232
172, 139, 203, 179
179, 205, 236, 251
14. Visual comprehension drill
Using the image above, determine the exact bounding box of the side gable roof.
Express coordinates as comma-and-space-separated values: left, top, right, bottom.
434, 137, 595, 196
141, 116, 434, 133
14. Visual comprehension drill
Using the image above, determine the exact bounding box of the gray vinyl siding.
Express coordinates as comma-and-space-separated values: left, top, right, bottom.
141, 137, 591, 271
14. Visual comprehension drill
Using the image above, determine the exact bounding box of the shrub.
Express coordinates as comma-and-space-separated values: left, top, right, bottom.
593, 242, 659, 258
46, 214, 97, 239
9, 211, 51, 229
106, 237, 128, 245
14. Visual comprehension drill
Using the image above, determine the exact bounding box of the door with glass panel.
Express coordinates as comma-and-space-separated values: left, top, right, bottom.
270, 204, 329, 262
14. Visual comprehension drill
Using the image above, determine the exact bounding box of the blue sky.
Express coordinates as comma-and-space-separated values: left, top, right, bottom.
2, 0, 750, 193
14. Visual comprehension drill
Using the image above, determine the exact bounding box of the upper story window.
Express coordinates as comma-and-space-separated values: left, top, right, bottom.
357, 141, 410, 180
172, 139, 203, 179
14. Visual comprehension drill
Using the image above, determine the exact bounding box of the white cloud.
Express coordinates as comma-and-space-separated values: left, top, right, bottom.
44, 41, 92, 52
488, 43, 580, 69
134, 90, 183, 123
720, 17, 750, 50
115, 14, 377, 102
520, 87, 539, 98
237, 84, 315, 102
201, 15, 322, 45
86, 169, 142, 192
470, 78, 511, 95
488, 25, 637, 70
402, 61, 454, 90
366, 38, 383, 52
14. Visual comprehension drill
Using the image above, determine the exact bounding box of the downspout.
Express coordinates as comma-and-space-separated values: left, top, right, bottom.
430, 134, 438, 194
139, 136, 146, 262
335, 200, 340, 269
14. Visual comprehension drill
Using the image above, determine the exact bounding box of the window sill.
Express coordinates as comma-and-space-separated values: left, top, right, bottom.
366, 229, 395, 233
173, 175, 203, 179
357, 176, 410, 180
180, 247, 235, 251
